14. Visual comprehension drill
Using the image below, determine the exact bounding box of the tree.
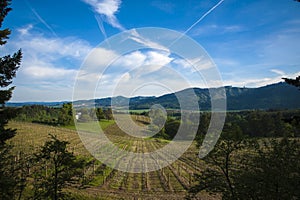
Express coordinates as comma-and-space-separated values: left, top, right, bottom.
164, 118, 180, 139
58, 103, 74, 126
0, 0, 22, 199
0, 0, 22, 144
96, 107, 105, 120
236, 137, 300, 199
103, 107, 113, 120
188, 121, 300, 199
33, 135, 85, 200
283, 76, 300, 89
187, 123, 252, 200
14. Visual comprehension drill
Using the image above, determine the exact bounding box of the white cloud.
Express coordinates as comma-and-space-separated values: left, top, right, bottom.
173, 56, 214, 72
120, 72, 131, 82
82, 0, 124, 30
18, 36, 91, 60
23, 65, 77, 79
5, 25, 93, 101
214, 58, 240, 67
223, 71, 300, 88
75, 49, 175, 99
87, 48, 173, 73
114, 51, 146, 68
17, 24, 33, 36
144, 51, 173, 66
83, 47, 119, 71
270, 69, 286, 76
16, 29, 91, 82
114, 50, 173, 77
128, 29, 170, 52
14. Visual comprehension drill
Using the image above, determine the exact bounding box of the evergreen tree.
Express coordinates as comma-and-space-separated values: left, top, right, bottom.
0, 0, 22, 144
283, 76, 300, 89
0, 1, 22, 199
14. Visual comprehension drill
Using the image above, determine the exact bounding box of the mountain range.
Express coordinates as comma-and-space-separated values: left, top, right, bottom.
7, 82, 300, 111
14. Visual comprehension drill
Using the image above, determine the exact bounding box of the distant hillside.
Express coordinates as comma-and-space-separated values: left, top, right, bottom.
6, 101, 66, 107
126, 82, 300, 110
7, 82, 300, 110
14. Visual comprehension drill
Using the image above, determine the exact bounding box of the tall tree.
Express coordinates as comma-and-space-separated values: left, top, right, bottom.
0, 0, 22, 199
0, 0, 22, 144
187, 123, 252, 200
283, 76, 300, 89
33, 135, 85, 200
104, 107, 113, 120
96, 107, 105, 120
58, 103, 74, 126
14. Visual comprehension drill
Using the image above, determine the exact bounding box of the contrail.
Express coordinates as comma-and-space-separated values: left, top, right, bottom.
169, 0, 225, 47
25, 0, 58, 37
95, 15, 107, 40
31, 8, 58, 37
183, 0, 225, 35
95, 14, 111, 48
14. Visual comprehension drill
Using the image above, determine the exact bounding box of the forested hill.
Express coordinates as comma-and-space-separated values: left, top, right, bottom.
125, 82, 300, 110
8, 82, 300, 110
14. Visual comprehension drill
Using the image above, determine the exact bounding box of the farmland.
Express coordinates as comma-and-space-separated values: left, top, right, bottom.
5, 107, 300, 199
7, 120, 216, 200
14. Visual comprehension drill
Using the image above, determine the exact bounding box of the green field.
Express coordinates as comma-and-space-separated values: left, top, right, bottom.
64, 120, 115, 133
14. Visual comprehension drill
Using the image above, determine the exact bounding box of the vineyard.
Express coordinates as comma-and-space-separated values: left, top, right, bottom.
7, 120, 218, 200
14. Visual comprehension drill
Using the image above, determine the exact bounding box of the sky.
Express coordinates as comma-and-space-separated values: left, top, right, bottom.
1, 0, 300, 102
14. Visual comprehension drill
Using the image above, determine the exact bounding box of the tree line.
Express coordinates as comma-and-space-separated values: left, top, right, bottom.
147, 109, 300, 140
12, 104, 113, 126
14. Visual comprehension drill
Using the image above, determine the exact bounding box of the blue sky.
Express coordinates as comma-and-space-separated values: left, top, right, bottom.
1, 0, 300, 102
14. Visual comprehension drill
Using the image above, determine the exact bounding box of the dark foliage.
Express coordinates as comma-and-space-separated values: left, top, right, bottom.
0, 1, 22, 199
283, 76, 300, 89
33, 135, 86, 200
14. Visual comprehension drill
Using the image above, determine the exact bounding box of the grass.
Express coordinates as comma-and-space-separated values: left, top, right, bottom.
64, 120, 115, 133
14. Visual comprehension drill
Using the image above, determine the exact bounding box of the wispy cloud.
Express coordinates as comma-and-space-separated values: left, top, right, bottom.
270, 69, 285, 76
23, 65, 77, 80
95, 15, 108, 41
173, 57, 215, 72
17, 24, 33, 36
191, 24, 244, 36
82, 0, 125, 31
223, 71, 300, 88
128, 29, 170, 52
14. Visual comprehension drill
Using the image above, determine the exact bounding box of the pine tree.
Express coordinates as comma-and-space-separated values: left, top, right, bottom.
0, 0, 22, 144
283, 76, 300, 90
0, 1, 22, 199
